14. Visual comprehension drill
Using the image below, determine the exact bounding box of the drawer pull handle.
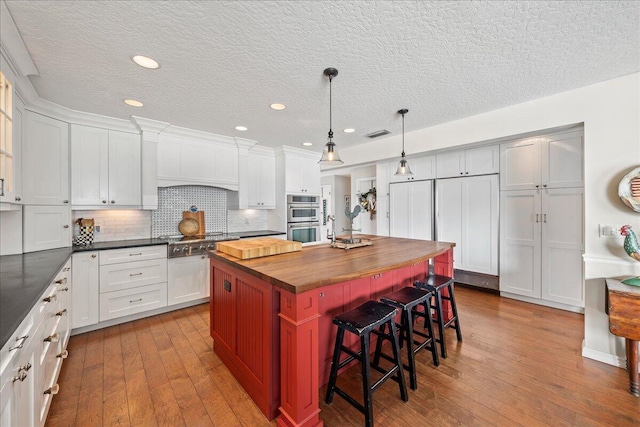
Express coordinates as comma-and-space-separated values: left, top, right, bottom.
130, 298, 143, 303
44, 333, 59, 343
63, 267, 70, 272
43, 294, 57, 303
129, 253, 142, 256
56, 309, 68, 317
91, 254, 97, 258
44, 384, 60, 395
56, 350, 69, 359
12, 371, 27, 382
55, 278, 67, 285
59, 287, 69, 292
9, 335, 29, 351
20, 362, 32, 372
129, 272, 143, 277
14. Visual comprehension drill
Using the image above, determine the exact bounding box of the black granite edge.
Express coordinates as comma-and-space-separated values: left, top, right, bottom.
72, 238, 168, 252
0, 247, 73, 349
233, 230, 287, 238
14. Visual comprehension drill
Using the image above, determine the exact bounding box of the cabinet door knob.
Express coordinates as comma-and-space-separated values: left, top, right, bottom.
110, 200, 115, 204
14, 196, 21, 201
465, 171, 469, 174
543, 184, 547, 188
63, 224, 69, 228
535, 185, 540, 188
102, 200, 107, 204
91, 254, 97, 258
63, 200, 69, 203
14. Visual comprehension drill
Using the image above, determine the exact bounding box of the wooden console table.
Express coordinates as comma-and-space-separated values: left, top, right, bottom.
605, 278, 640, 397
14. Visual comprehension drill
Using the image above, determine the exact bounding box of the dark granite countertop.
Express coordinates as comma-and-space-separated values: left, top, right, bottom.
233, 230, 286, 238
72, 238, 167, 252
1, 238, 169, 349
0, 247, 73, 349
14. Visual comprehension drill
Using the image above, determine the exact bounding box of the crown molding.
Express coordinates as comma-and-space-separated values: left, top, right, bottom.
160, 124, 237, 146
131, 116, 170, 134
249, 145, 275, 156
234, 137, 258, 151
0, 1, 38, 77
274, 145, 320, 160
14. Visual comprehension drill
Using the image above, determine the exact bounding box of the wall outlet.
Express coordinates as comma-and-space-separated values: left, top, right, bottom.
94, 225, 101, 233
244, 217, 249, 225
599, 224, 621, 238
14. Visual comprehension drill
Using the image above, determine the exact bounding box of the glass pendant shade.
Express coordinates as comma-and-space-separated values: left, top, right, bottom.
395, 157, 413, 175
318, 68, 343, 165
394, 108, 413, 176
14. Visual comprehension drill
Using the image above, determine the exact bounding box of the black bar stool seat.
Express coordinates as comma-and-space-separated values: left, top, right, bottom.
414, 274, 462, 358
374, 287, 439, 390
325, 300, 408, 427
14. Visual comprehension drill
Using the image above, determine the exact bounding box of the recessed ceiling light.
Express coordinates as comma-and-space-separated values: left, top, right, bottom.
343, 128, 355, 133
235, 126, 248, 131
270, 103, 286, 111
132, 55, 159, 69
124, 99, 143, 107
302, 142, 313, 146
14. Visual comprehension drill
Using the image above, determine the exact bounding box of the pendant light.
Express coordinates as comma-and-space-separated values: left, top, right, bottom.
318, 68, 344, 164
395, 108, 413, 176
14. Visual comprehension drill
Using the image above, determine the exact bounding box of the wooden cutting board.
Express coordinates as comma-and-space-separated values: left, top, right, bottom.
183, 211, 205, 235
216, 238, 302, 260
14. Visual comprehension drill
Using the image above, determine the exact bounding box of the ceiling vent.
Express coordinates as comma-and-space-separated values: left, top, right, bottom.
365, 129, 391, 139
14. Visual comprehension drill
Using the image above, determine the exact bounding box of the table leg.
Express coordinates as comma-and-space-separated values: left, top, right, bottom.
626, 338, 639, 397
433, 248, 454, 322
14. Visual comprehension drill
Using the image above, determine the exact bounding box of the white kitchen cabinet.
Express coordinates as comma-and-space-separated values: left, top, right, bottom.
389, 180, 433, 240
23, 205, 72, 252
248, 148, 276, 208
0, 258, 71, 427
500, 130, 583, 191
168, 255, 210, 305
375, 162, 390, 236
436, 145, 499, 178
0, 71, 23, 207
389, 155, 436, 182
71, 124, 141, 207
437, 175, 499, 275
157, 134, 238, 190
499, 187, 584, 308
22, 111, 70, 205
277, 146, 321, 195
98, 245, 167, 322
71, 252, 99, 328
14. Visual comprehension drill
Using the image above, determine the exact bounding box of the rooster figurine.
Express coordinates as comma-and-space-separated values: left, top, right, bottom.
620, 225, 640, 286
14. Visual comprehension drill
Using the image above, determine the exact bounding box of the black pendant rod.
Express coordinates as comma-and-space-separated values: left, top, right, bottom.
398, 108, 408, 157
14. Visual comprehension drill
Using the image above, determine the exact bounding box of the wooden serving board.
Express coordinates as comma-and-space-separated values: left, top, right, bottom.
183, 211, 205, 235
216, 238, 302, 260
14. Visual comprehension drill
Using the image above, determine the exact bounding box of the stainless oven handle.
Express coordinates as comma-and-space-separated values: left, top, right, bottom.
288, 223, 320, 229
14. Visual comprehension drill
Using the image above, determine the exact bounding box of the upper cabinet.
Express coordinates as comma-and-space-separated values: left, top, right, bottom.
157, 134, 238, 190
22, 111, 70, 205
389, 155, 436, 182
436, 145, 499, 178
248, 147, 276, 208
71, 124, 141, 207
500, 130, 583, 191
277, 147, 321, 195
0, 71, 23, 207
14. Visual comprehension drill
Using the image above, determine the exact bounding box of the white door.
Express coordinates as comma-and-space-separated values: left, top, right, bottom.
108, 130, 141, 206
436, 178, 463, 265
71, 252, 100, 328
168, 256, 209, 305
436, 151, 463, 178
462, 175, 499, 275
23, 205, 72, 252
543, 131, 584, 189
390, 180, 433, 240
499, 139, 540, 191
389, 182, 411, 238
71, 124, 109, 205
22, 112, 69, 205
464, 145, 499, 176
499, 190, 541, 297
540, 188, 585, 307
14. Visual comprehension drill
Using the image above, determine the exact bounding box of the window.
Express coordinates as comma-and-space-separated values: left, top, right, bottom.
0, 71, 13, 196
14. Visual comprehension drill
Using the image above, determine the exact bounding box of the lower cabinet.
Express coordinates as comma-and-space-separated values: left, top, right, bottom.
71, 252, 99, 328
99, 283, 167, 321
168, 255, 210, 305
0, 259, 71, 427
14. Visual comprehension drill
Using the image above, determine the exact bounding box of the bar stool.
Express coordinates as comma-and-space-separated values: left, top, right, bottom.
414, 274, 462, 358
325, 300, 408, 427
374, 287, 439, 390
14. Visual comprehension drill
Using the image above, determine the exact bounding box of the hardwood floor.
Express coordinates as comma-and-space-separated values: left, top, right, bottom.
46, 287, 639, 427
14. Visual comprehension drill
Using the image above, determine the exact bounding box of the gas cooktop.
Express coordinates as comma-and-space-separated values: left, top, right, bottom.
159, 232, 240, 244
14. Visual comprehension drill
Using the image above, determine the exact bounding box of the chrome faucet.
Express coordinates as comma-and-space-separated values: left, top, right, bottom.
326, 214, 336, 245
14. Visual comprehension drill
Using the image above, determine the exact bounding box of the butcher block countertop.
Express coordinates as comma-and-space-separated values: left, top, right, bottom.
208, 235, 455, 294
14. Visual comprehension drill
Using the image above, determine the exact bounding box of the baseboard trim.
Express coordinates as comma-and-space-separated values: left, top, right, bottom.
581, 341, 626, 369
499, 292, 584, 313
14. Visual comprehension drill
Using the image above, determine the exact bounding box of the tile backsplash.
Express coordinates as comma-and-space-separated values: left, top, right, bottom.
227, 209, 268, 232
72, 210, 152, 242
152, 185, 227, 237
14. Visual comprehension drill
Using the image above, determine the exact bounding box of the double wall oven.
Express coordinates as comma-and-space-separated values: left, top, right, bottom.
287, 194, 320, 244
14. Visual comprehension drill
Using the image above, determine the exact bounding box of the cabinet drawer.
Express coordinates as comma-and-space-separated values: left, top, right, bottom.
99, 245, 167, 265
99, 283, 167, 322
99, 258, 168, 293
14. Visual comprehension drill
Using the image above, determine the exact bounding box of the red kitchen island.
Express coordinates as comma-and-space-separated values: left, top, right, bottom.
208, 236, 455, 427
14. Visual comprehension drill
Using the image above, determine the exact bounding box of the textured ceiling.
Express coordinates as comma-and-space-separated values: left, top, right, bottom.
4, 1, 640, 150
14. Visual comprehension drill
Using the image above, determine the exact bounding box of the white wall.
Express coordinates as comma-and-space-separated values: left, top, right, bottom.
325, 73, 640, 366
349, 165, 376, 235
